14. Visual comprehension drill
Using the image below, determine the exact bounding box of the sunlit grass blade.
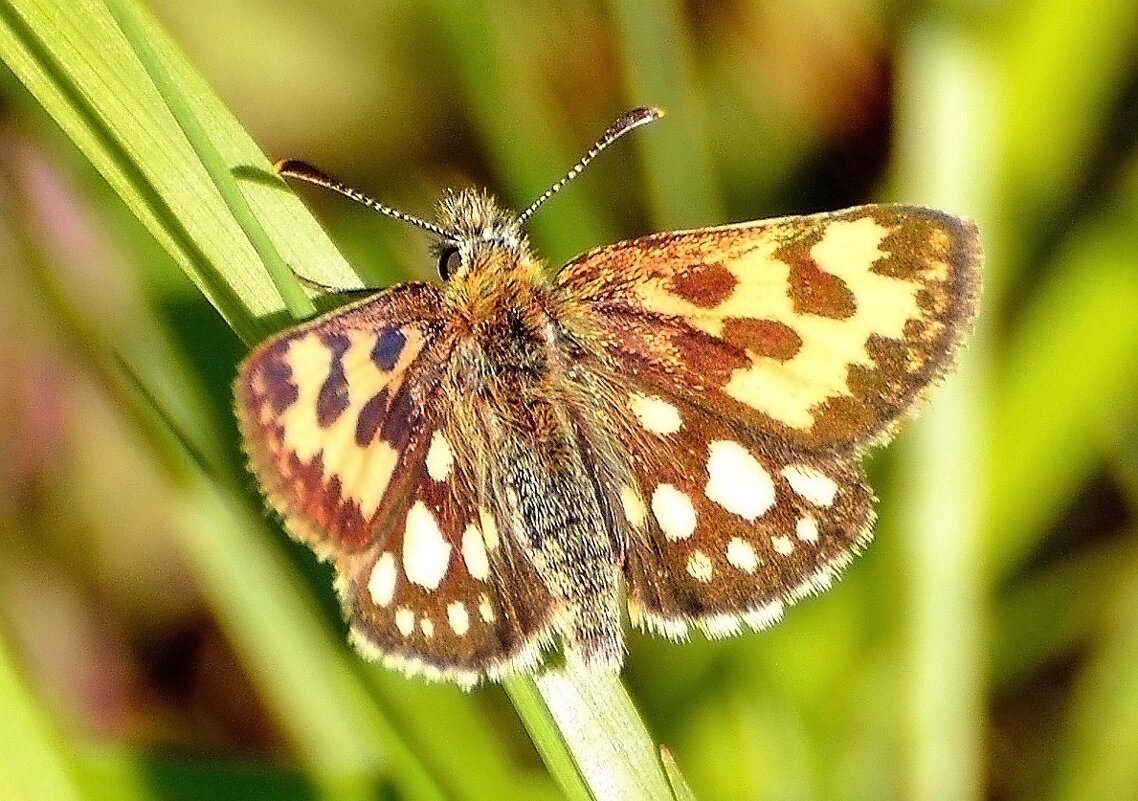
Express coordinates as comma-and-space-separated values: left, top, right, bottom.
892, 19, 994, 801
102, 0, 314, 322
522, 666, 679, 801
0, 0, 358, 342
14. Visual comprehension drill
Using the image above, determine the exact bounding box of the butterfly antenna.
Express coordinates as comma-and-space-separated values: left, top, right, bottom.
274, 159, 450, 238
517, 106, 665, 225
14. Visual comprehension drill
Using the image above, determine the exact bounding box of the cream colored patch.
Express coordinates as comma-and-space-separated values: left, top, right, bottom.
354, 444, 401, 518
462, 524, 490, 581
651, 484, 697, 541
425, 431, 455, 482
395, 607, 415, 637
478, 593, 496, 623
686, 550, 714, 582
278, 328, 424, 518
478, 507, 500, 551
367, 552, 397, 608
628, 392, 683, 435
772, 535, 795, 556
705, 440, 776, 521
782, 464, 838, 507
726, 537, 759, 573
419, 617, 435, 638
796, 516, 820, 543
447, 601, 470, 635
620, 484, 648, 528
633, 215, 922, 430
403, 501, 451, 590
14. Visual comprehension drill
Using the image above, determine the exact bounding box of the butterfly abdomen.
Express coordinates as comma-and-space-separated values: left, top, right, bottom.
433, 288, 628, 668
485, 402, 625, 669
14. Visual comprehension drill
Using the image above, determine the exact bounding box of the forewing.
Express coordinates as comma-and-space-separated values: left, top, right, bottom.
605, 385, 874, 638
557, 205, 981, 454
235, 283, 448, 558
236, 285, 557, 684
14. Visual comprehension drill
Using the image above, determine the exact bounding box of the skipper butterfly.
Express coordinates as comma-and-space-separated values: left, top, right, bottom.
235, 108, 981, 687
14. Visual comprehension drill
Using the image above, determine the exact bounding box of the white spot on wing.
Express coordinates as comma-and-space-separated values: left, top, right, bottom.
796, 515, 820, 543
403, 501, 451, 590
651, 484, 697, 540
782, 464, 838, 507
628, 392, 683, 435
426, 431, 455, 481
419, 616, 434, 638
395, 607, 414, 637
705, 440, 776, 520
462, 524, 490, 581
772, 535, 795, 555
726, 537, 759, 573
367, 552, 397, 607
447, 601, 470, 635
686, 550, 713, 582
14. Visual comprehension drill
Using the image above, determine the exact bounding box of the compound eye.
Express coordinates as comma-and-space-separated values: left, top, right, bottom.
438, 246, 462, 280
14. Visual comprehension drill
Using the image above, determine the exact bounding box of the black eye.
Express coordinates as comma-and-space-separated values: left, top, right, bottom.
438, 246, 462, 279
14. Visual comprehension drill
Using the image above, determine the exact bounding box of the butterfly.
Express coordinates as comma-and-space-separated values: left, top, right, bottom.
235, 107, 981, 687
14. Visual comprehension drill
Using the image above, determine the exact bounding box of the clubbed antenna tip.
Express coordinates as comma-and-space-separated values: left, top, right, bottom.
517, 106, 665, 224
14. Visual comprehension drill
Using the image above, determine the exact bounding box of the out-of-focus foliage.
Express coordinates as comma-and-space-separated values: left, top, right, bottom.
0, 0, 1136, 799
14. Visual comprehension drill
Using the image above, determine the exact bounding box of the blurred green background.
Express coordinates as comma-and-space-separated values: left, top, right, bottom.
1, 0, 1137, 799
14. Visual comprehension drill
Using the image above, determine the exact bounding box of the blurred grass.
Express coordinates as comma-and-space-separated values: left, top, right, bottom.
0, 636, 83, 801
1, 0, 1137, 800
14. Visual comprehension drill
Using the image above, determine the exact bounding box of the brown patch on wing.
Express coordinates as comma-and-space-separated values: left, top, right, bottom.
665, 260, 738, 308
316, 333, 352, 427
722, 318, 803, 362
259, 341, 299, 415
287, 449, 371, 549
778, 244, 857, 319
235, 282, 450, 556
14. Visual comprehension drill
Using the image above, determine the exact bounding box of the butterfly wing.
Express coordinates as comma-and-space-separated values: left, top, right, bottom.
556, 205, 981, 455
235, 283, 449, 557
594, 382, 875, 637
556, 204, 979, 633
337, 444, 558, 685
235, 284, 556, 684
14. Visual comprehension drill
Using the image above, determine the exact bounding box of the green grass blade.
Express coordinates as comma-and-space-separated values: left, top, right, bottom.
986, 221, 1138, 576
1045, 547, 1138, 801
504, 675, 593, 801
1002, 0, 1136, 235
892, 20, 994, 801
523, 666, 678, 801
0, 0, 358, 342
101, 0, 314, 321
660, 747, 698, 801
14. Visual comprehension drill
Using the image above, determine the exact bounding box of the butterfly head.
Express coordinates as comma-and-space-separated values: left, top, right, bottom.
432, 188, 528, 281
